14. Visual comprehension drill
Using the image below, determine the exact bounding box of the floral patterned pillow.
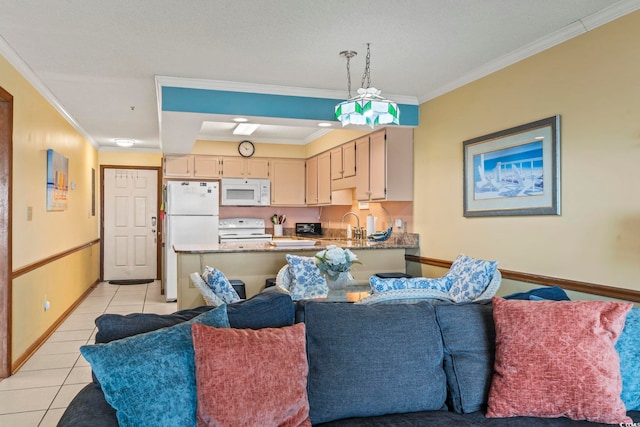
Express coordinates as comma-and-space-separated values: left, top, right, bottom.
369, 276, 454, 293
446, 255, 498, 302
203, 266, 240, 304
285, 254, 328, 300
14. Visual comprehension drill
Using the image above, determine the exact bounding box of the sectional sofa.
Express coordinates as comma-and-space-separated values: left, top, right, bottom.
59, 290, 640, 426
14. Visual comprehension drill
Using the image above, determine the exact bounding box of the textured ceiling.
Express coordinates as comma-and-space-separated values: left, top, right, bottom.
0, 0, 638, 152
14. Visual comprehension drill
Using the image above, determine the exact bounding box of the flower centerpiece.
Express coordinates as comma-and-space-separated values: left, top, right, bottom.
315, 245, 361, 290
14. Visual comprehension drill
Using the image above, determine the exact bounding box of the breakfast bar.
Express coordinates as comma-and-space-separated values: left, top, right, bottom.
173, 236, 419, 309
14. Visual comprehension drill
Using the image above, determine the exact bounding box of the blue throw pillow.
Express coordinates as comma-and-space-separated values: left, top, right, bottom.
286, 254, 328, 300
446, 254, 498, 302
503, 285, 570, 301
304, 301, 446, 424
203, 266, 240, 304
81, 305, 229, 427
369, 275, 454, 293
617, 307, 640, 410
435, 301, 495, 414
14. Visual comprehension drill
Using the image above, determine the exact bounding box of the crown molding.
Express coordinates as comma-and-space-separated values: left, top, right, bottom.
0, 35, 97, 148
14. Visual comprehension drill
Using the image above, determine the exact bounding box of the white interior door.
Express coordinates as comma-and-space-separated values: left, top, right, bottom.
103, 168, 158, 280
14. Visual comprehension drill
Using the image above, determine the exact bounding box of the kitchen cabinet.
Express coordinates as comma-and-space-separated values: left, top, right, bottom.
221, 157, 270, 179
318, 152, 332, 204
305, 156, 318, 205
164, 155, 194, 177
194, 156, 222, 178
270, 158, 306, 206
355, 127, 413, 201
330, 141, 356, 190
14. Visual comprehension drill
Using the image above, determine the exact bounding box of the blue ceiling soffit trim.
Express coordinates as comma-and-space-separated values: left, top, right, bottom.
162, 86, 419, 126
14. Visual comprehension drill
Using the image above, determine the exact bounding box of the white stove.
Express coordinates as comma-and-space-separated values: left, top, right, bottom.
218, 218, 273, 243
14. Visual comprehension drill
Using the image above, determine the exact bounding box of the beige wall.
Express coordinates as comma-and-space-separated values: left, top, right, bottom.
1, 55, 100, 365
99, 151, 162, 167
414, 11, 640, 291
191, 140, 307, 158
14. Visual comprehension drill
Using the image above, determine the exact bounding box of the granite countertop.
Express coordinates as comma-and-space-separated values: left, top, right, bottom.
173, 233, 419, 254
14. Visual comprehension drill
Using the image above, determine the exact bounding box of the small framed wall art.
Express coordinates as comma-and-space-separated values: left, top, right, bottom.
463, 115, 560, 217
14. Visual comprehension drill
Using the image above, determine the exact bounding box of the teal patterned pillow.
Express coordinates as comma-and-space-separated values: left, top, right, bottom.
203, 266, 240, 304
617, 307, 640, 410
446, 254, 498, 302
80, 305, 229, 427
369, 275, 455, 293
286, 254, 328, 300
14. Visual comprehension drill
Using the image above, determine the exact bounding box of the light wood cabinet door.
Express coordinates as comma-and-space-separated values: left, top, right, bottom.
342, 140, 356, 178
246, 158, 270, 179
330, 146, 343, 180
369, 130, 387, 200
164, 155, 194, 177
305, 156, 318, 205
193, 156, 221, 178
220, 157, 245, 178
270, 159, 306, 206
318, 152, 332, 204
355, 137, 371, 200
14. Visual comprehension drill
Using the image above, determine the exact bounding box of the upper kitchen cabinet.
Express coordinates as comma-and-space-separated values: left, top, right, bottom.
317, 152, 332, 205
355, 127, 413, 201
220, 157, 270, 179
164, 155, 195, 178
270, 158, 306, 206
305, 156, 319, 205
330, 140, 356, 190
193, 156, 223, 178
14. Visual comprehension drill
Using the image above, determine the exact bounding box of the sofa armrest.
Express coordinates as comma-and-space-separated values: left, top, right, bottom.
58, 383, 118, 427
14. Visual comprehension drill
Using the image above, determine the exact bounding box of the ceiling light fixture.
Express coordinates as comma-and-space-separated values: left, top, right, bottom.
233, 117, 249, 123
233, 123, 260, 136
114, 138, 136, 147
317, 122, 332, 127
335, 43, 399, 128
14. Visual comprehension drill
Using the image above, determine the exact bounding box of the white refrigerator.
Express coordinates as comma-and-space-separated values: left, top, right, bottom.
164, 181, 219, 301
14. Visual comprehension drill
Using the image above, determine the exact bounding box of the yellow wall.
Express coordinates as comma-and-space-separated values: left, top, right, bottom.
99, 151, 162, 167
1, 55, 100, 365
414, 11, 640, 290
191, 139, 307, 158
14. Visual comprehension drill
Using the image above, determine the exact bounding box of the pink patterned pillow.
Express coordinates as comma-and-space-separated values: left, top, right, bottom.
191, 323, 311, 427
487, 297, 632, 424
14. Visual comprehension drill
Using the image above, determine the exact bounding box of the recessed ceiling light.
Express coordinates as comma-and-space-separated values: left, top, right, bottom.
233, 117, 249, 123
114, 138, 136, 147
233, 123, 260, 136
317, 122, 332, 127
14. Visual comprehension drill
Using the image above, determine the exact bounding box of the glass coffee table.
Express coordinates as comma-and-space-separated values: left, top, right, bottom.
326, 282, 371, 302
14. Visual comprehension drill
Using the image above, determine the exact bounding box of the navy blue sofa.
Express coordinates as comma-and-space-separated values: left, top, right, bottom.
59, 292, 639, 426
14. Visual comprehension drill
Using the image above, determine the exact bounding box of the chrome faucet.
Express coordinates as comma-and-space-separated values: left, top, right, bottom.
341, 211, 360, 238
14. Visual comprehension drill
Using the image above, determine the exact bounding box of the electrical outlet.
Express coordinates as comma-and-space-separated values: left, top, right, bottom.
44, 295, 50, 311
27, 206, 33, 221
395, 218, 403, 229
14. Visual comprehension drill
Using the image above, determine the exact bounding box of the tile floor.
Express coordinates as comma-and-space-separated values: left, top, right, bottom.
0, 281, 177, 426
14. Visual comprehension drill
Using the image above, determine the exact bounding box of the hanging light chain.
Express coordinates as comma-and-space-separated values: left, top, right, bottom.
339, 50, 357, 98
361, 43, 371, 90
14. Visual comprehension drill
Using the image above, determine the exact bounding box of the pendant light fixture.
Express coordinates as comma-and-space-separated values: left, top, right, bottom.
334, 43, 399, 128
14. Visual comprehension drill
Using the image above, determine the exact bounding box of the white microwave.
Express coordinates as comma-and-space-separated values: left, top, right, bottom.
220, 178, 271, 206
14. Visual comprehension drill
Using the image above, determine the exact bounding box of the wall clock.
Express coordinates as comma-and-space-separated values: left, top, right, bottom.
238, 140, 255, 157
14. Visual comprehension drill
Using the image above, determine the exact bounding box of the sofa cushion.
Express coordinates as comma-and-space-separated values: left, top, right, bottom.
435, 301, 495, 414
303, 301, 446, 424
286, 254, 328, 300
487, 297, 632, 424
617, 307, 640, 411
503, 285, 570, 301
192, 323, 311, 426
202, 266, 240, 303
80, 305, 229, 427
446, 254, 498, 302
369, 275, 454, 293
94, 291, 294, 344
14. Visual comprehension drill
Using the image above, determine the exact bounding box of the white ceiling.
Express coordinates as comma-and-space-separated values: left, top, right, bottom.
1, 0, 638, 152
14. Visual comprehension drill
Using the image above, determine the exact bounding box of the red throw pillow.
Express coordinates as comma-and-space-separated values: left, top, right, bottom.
487, 297, 632, 424
191, 323, 311, 427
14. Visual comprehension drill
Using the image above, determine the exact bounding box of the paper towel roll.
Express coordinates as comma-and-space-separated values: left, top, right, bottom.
366, 215, 375, 236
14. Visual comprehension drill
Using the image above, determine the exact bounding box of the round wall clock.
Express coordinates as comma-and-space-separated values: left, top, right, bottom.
238, 140, 255, 157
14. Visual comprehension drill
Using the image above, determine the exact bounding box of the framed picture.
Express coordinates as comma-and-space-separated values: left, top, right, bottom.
463, 115, 560, 217
46, 149, 69, 211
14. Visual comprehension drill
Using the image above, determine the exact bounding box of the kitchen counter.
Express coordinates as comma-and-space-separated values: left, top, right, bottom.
173, 234, 420, 309
173, 233, 419, 254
